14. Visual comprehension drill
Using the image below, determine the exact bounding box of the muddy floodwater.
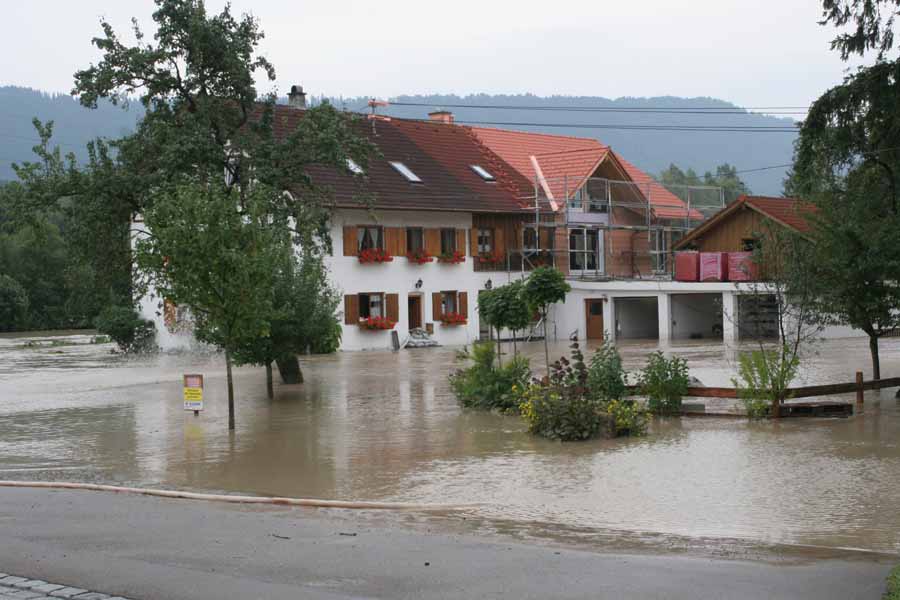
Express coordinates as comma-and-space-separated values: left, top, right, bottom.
2, 331, 900, 556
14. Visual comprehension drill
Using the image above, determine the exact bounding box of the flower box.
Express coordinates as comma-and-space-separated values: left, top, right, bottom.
476, 253, 505, 265
406, 249, 434, 264
437, 250, 466, 264
358, 248, 393, 263
440, 312, 468, 326
360, 316, 396, 330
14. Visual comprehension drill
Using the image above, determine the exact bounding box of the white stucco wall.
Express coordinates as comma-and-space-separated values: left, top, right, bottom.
326, 209, 507, 351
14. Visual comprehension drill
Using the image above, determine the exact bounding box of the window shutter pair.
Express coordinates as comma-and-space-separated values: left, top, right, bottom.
344, 293, 399, 324
431, 291, 468, 320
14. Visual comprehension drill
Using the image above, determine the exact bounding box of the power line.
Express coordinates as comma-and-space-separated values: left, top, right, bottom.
735, 163, 793, 174
389, 100, 809, 115
449, 119, 798, 133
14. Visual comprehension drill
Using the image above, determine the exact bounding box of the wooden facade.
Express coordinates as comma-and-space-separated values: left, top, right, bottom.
679, 205, 767, 253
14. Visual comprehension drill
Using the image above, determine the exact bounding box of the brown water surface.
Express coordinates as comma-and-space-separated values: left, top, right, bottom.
1, 332, 899, 555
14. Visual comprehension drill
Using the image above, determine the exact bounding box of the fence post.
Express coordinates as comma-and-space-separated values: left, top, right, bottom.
856, 371, 864, 410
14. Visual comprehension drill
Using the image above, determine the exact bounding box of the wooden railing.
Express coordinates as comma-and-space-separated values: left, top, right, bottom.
628, 374, 900, 405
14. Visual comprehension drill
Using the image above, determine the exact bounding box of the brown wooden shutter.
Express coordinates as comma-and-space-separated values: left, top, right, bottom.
432, 292, 442, 321
386, 293, 399, 323
494, 227, 505, 256
385, 227, 402, 256
343, 226, 358, 256
424, 228, 441, 256
458, 292, 468, 317
456, 229, 466, 255
344, 295, 359, 325
470, 227, 479, 255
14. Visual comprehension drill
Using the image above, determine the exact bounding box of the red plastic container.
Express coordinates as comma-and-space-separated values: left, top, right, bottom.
727, 252, 759, 281
674, 251, 700, 282
700, 252, 728, 282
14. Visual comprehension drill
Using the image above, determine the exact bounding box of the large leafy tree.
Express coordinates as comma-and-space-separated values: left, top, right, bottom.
135, 182, 290, 430
12, 0, 372, 394
789, 58, 900, 380
232, 248, 342, 398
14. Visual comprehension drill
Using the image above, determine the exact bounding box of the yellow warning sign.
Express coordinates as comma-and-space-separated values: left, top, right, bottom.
183, 374, 204, 411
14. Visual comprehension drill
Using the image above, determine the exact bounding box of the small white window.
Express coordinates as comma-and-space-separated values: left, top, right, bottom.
347, 158, 364, 175
470, 165, 495, 181
389, 161, 422, 183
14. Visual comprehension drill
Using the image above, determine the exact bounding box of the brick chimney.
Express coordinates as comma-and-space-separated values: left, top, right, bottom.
428, 110, 454, 124
288, 85, 307, 109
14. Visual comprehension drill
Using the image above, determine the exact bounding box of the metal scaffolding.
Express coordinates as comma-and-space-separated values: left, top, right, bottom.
504, 174, 725, 280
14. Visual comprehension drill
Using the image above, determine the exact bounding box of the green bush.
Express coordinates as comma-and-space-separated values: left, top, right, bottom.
884, 564, 900, 600
732, 348, 799, 419
94, 305, 157, 353
606, 399, 649, 436
518, 340, 647, 441
587, 340, 627, 402
450, 342, 530, 412
639, 351, 690, 414
519, 382, 609, 441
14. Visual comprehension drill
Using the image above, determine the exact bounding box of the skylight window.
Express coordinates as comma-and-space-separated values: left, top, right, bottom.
389, 161, 422, 183
346, 158, 364, 175
470, 165, 495, 181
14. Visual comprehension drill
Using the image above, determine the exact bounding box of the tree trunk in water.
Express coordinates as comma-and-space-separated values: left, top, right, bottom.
275, 355, 304, 384
771, 396, 781, 419
225, 350, 235, 431
265, 362, 274, 399
870, 336, 881, 380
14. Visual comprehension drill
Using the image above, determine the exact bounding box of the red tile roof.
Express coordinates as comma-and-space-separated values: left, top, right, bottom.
268, 106, 532, 213
743, 195, 815, 233
673, 195, 816, 249
468, 125, 701, 219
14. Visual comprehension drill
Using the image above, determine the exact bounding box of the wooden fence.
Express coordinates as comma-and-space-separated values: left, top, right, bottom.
629, 373, 900, 406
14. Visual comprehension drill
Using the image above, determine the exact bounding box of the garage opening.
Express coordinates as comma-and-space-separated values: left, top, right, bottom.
738, 294, 779, 340
671, 294, 723, 341
614, 297, 659, 340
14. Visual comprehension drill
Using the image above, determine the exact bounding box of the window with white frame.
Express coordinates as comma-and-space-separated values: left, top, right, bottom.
477, 228, 493, 254
441, 291, 458, 315
357, 226, 384, 251
358, 293, 384, 319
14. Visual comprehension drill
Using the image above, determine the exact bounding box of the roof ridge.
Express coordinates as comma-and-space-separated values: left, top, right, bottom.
466, 124, 605, 144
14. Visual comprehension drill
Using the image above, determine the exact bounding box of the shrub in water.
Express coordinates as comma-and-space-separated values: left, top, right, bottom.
587, 340, 627, 402
606, 399, 649, 436
639, 351, 689, 414
517, 340, 647, 441
450, 342, 530, 412
732, 348, 799, 419
94, 305, 157, 353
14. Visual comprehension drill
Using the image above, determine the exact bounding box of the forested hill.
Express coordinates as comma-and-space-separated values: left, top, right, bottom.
0, 86, 141, 181
1, 87, 796, 194
334, 94, 797, 195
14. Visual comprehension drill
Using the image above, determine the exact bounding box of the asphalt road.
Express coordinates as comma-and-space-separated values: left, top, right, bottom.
0, 487, 893, 600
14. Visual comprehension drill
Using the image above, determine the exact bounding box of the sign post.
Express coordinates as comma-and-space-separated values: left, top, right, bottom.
183, 374, 204, 416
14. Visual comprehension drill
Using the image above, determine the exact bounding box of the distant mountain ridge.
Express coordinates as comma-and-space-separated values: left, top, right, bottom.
0, 86, 141, 181
0, 87, 795, 194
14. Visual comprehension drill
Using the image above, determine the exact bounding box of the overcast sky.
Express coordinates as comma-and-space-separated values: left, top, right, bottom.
1, 0, 861, 107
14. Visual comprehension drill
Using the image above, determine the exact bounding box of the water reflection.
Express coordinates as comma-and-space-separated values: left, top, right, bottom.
1, 332, 900, 553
